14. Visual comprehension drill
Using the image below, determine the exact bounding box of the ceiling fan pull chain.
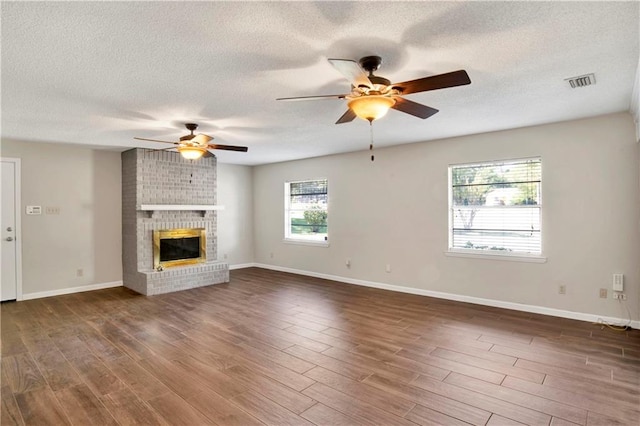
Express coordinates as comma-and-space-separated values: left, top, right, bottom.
369, 121, 375, 162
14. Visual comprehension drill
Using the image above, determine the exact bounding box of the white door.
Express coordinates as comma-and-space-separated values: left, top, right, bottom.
1, 159, 20, 301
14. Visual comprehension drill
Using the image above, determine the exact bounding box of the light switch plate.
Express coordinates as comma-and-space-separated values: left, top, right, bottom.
612, 274, 624, 292
26, 205, 42, 215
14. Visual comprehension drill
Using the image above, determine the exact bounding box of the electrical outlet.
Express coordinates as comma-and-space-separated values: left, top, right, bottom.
345, 258, 351, 267
599, 288, 608, 298
613, 293, 619, 300
76, 268, 83, 277
46, 206, 60, 215
223, 253, 228, 259
558, 285, 566, 295
270, 252, 274, 259
619, 293, 627, 301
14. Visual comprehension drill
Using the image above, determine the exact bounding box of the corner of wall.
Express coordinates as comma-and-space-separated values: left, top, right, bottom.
631, 56, 640, 142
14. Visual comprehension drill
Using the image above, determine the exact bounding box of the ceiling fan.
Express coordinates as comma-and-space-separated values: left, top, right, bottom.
134, 123, 248, 160
277, 55, 471, 124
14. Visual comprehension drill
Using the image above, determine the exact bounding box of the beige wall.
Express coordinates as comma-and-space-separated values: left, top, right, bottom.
217, 163, 254, 266
0, 140, 122, 296
0, 141, 255, 296
2, 113, 639, 323
253, 113, 640, 321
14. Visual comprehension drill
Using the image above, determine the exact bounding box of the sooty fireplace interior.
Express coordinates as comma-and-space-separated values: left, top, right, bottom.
153, 228, 206, 270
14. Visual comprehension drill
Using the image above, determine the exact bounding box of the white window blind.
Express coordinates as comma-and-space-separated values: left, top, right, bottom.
449, 158, 542, 255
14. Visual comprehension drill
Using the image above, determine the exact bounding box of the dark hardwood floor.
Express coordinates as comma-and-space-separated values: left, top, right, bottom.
1, 267, 639, 425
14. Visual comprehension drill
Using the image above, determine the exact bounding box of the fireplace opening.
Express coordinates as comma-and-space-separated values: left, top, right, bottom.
153, 228, 206, 270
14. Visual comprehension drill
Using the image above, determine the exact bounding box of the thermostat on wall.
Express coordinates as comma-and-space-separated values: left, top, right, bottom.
26, 206, 42, 215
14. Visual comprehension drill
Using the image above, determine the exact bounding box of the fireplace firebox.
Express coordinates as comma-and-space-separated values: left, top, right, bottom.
153, 228, 206, 270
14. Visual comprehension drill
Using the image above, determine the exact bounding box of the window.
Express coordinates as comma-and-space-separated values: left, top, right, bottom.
449, 157, 542, 256
285, 179, 328, 243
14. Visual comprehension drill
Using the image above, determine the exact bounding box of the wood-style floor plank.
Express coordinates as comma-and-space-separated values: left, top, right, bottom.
98, 387, 168, 426
431, 347, 545, 383
224, 364, 316, 414
300, 403, 367, 426
284, 344, 373, 381
411, 373, 552, 425
31, 349, 83, 392
443, 372, 587, 424
1, 385, 24, 426
185, 389, 263, 426
1, 267, 638, 426
14, 387, 70, 425
404, 403, 472, 426
363, 373, 492, 425
54, 384, 118, 425
147, 392, 214, 425
1, 353, 47, 394
395, 348, 506, 384
502, 375, 639, 424
321, 346, 422, 382
230, 389, 315, 426
302, 382, 418, 426
304, 365, 416, 416
103, 356, 172, 402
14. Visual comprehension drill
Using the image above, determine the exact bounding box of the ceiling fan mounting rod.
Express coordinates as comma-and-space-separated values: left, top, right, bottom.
185, 123, 198, 134
359, 55, 382, 74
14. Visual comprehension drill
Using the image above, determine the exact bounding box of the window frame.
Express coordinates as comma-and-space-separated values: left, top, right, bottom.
284, 178, 329, 247
446, 157, 546, 263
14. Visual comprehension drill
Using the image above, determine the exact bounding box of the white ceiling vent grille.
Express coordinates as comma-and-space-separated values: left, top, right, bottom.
565, 73, 596, 88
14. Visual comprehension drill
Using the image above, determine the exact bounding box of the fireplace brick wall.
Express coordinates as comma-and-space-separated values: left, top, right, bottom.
122, 149, 229, 295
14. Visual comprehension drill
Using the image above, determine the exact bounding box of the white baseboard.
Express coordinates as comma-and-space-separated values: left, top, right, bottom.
248, 263, 639, 329
21, 281, 123, 301
229, 262, 258, 270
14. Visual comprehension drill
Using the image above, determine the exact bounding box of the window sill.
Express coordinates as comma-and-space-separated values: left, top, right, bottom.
445, 250, 547, 263
283, 238, 329, 247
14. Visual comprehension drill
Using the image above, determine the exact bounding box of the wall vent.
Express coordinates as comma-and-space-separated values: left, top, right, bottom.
565, 73, 595, 88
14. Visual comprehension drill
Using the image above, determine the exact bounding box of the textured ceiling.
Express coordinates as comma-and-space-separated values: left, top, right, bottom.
2, 1, 638, 165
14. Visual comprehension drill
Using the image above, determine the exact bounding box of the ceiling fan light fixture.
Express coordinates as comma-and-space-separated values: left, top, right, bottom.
348, 95, 396, 122
178, 145, 207, 160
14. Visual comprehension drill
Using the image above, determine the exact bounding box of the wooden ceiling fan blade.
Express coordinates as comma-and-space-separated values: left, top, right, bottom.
328, 59, 372, 88
277, 94, 347, 101
392, 98, 439, 119
134, 137, 178, 144
392, 70, 471, 95
207, 144, 248, 152
335, 109, 356, 124
203, 150, 215, 158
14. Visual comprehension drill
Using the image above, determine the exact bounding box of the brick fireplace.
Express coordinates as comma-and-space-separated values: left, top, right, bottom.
121, 149, 229, 295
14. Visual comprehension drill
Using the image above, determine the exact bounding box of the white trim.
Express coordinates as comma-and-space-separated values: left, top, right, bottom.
22, 280, 123, 301
445, 250, 547, 263
229, 263, 258, 270
283, 238, 329, 247
1, 158, 23, 301
140, 204, 224, 211
251, 263, 639, 329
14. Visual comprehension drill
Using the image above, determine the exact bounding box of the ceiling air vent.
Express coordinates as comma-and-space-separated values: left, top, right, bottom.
565, 73, 595, 88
